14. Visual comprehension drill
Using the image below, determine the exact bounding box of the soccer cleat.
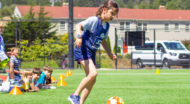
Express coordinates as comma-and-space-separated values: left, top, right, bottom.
68, 94, 80, 104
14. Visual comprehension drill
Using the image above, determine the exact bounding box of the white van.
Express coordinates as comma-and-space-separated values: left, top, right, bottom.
132, 41, 190, 69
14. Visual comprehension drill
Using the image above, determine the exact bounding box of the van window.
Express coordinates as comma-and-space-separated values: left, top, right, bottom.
164, 42, 185, 50
157, 43, 164, 51
135, 43, 154, 50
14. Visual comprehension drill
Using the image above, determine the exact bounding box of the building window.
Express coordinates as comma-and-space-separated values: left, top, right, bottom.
165, 24, 169, 31
185, 24, 189, 32
126, 22, 130, 31
137, 23, 147, 31
143, 24, 147, 31
137, 23, 142, 31
175, 23, 179, 31
120, 22, 131, 31
120, 22, 124, 31
60, 21, 65, 30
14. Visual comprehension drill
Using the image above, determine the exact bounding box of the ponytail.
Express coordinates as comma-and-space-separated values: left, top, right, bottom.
96, 0, 119, 16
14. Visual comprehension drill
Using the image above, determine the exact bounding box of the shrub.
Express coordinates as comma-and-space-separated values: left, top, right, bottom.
181, 40, 190, 50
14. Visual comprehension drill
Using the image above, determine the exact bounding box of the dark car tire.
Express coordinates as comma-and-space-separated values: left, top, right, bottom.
137, 60, 143, 69
162, 59, 170, 69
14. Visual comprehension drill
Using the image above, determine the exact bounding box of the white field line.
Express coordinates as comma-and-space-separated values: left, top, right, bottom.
53, 73, 190, 76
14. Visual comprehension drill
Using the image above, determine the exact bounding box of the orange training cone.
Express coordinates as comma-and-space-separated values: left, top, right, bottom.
57, 79, 67, 86
58, 74, 65, 80
9, 86, 23, 95
65, 70, 72, 77
51, 76, 57, 83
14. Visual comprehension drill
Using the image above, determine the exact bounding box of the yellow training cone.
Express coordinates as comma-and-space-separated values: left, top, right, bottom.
51, 76, 57, 83
57, 79, 67, 86
58, 74, 65, 80
9, 86, 23, 95
65, 70, 72, 77
156, 68, 160, 75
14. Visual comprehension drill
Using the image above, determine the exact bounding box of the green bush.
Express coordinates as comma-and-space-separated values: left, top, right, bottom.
20, 33, 68, 62
125, 54, 131, 59
113, 45, 121, 54
181, 40, 190, 50
100, 54, 113, 68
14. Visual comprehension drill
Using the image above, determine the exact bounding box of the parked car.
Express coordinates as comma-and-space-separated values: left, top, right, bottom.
132, 40, 190, 69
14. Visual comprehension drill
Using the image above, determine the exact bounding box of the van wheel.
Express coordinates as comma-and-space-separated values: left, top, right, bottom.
162, 59, 170, 69
137, 60, 143, 69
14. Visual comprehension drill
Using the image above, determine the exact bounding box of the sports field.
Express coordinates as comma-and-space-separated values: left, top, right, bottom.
1, 69, 190, 104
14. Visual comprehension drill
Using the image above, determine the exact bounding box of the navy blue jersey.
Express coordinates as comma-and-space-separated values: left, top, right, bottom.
82, 16, 109, 52
9, 56, 21, 81
74, 16, 110, 64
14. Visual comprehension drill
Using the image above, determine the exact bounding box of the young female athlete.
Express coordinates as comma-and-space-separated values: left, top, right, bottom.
68, 0, 119, 104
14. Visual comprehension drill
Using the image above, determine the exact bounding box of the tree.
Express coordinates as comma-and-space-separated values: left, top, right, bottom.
20, 33, 68, 61
115, 0, 127, 8
126, 0, 134, 8
139, 2, 150, 9
166, 0, 188, 10
3, 6, 56, 46
166, 1, 179, 9
74, 0, 104, 7
0, 5, 14, 17
3, 19, 18, 45
150, 0, 160, 9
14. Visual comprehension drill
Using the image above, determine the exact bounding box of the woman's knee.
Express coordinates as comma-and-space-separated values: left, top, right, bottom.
88, 72, 98, 80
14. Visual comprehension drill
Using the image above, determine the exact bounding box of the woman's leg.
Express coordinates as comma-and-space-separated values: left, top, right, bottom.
74, 59, 97, 97
80, 60, 97, 104
80, 79, 96, 104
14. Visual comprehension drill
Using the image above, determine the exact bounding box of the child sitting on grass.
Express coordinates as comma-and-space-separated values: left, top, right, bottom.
46, 68, 57, 85
36, 65, 56, 89
9, 47, 22, 85
29, 68, 41, 92
20, 70, 32, 92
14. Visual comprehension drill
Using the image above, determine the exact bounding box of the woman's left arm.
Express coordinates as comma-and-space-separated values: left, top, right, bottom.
101, 40, 117, 60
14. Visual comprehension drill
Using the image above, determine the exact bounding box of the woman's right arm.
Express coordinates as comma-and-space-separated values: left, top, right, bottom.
76, 24, 83, 35
75, 24, 83, 48
75, 16, 97, 48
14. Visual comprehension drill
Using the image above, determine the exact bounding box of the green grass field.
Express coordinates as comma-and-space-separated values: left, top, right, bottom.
1, 69, 190, 104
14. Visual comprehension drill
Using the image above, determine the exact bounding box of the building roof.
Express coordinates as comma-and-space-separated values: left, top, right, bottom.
16, 5, 190, 21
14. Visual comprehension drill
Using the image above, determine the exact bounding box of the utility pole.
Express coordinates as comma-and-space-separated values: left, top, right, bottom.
68, 0, 74, 69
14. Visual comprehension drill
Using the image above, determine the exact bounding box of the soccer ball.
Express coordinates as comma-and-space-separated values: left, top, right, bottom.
107, 96, 124, 104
